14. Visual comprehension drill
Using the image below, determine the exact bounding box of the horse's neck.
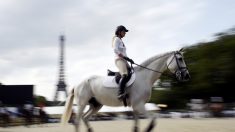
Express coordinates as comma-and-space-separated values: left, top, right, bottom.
138, 53, 171, 85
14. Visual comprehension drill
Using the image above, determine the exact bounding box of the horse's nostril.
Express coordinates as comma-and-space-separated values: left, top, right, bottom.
184, 74, 190, 80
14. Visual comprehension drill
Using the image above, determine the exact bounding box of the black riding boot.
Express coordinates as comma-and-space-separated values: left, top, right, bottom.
118, 74, 128, 100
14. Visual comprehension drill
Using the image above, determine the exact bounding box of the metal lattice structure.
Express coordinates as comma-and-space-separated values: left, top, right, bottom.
54, 35, 68, 101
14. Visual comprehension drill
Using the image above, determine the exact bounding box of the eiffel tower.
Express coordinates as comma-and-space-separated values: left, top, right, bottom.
54, 35, 68, 101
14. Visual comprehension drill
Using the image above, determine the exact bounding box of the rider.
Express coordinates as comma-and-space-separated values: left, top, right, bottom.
112, 25, 134, 100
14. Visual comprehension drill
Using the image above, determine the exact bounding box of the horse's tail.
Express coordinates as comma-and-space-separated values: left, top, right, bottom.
61, 88, 75, 125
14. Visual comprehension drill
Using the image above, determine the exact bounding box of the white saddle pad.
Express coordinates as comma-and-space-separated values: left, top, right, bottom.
103, 73, 136, 88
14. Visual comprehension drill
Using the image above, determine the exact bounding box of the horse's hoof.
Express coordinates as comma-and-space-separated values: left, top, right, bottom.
145, 119, 156, 132
88, 128, 93, 132
133, 126, 139, 132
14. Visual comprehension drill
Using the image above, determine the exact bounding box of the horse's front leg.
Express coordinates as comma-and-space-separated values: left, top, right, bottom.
133, 112, 139, 132
133, 102, 157, 132
143, 109, 157, 132
145, 114, 157, 132
132, 102, 146, 132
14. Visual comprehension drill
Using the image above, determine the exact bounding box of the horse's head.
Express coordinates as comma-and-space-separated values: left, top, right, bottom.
166, 50, 190, 82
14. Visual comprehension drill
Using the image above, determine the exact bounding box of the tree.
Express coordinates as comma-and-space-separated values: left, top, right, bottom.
34, 95, 47, 107
150, 27, 235, 109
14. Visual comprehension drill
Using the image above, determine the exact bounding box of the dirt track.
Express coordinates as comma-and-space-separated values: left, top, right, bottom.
1, 118, 235, 132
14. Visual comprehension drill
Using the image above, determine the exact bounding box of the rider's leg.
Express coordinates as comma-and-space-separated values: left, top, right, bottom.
115, 59, 129, 99
118, 74, 128, 99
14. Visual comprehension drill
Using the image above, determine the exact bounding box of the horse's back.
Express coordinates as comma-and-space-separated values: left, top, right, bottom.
87, 75, 125, 106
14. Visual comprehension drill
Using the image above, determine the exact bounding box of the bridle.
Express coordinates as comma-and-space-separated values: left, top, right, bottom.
131, 51, 186, 78
171, 51, 189, 80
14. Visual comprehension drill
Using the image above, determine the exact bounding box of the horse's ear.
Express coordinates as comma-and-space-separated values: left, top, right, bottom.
179, 48, 185, 54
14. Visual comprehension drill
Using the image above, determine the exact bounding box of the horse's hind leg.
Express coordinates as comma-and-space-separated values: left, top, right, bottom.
82, 104, 103, 132
74, 104, 86, 132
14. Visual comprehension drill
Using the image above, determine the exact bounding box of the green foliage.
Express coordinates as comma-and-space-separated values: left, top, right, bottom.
150, 28, 235, 109
34, 95, 47, 107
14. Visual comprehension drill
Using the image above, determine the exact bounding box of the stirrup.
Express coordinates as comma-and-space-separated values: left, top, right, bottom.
117, 92, 127, 100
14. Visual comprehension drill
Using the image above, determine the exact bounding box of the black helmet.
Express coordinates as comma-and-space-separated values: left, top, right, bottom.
115, 25, 129, 35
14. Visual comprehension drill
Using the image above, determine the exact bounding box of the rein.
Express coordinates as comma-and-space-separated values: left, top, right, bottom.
132, 62, 164, 74
132, 62, 174, 78
130, 52, 178, 78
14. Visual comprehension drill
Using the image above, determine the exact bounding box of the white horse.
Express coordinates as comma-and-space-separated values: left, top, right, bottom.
61, 50, 190, 132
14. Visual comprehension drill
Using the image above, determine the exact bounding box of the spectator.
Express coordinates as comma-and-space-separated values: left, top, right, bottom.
0, 101, 10, 127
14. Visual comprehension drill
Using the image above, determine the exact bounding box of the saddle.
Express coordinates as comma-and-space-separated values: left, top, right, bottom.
107, 69, 132, 84
105, 69, 135, 107
102, 70, 135, 88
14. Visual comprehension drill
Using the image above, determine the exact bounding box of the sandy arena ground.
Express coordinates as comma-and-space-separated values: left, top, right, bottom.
1, 118, 235, 132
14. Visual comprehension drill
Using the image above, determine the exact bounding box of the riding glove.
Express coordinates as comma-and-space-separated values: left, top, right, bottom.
123, 56, 134, 64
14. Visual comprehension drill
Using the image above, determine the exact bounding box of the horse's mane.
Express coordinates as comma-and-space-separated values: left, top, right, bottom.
135, 51, 174, 71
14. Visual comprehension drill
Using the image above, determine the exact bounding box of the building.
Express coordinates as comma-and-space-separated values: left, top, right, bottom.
0, 85, 33, 105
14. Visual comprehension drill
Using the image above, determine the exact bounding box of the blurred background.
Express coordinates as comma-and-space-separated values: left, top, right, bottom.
0, 0, 235, 129
1, 27, 235, 128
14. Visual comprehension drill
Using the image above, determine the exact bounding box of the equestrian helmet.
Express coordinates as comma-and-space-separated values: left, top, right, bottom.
115, 25, 129, 35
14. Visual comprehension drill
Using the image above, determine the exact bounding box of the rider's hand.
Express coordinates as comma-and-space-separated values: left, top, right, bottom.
118, 54, 124, 58
123, 56, 134, 64
129, 59, 134, 64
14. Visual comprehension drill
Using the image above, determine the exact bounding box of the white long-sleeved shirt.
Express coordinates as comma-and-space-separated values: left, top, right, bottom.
113, 37, 127, 60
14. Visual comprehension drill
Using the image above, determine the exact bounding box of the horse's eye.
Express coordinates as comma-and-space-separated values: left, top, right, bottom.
178, 58, 183, 61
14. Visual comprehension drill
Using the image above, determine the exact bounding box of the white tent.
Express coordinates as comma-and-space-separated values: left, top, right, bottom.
44, 103, 160, 115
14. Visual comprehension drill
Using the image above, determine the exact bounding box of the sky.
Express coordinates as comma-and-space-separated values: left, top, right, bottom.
0, 0, 234, 101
